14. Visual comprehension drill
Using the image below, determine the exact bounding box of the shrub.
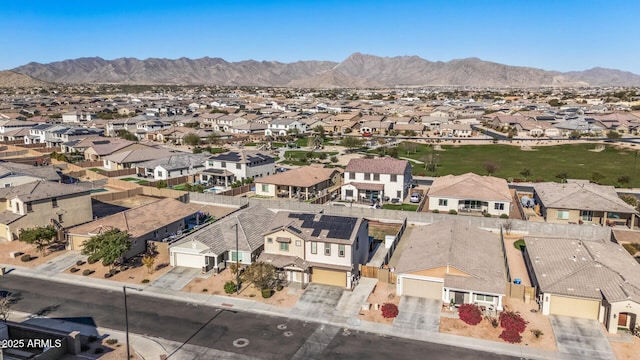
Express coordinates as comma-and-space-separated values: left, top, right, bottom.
20, 254, 32, 262
70, 267, 80, 273
487, 316, 499, 328
104, 273, 112, 278
500, 214, 509, 219
381, 303, 399, 319
261, 288, 273, 298
76, 260, 86, 266
531, 329, 544, 339
105, 338, 118, 345
623, 243, 638, 256
499, 311, 527, 343
276, 284, 284, 291
432, 209, 439, 214
499, 329, 522, 343
513, 239, 526, 251
224, 280, 238, 294
202, 288, 208, 292
448, 210, 458, 215
87, 257, 98, 264
109, 268, 119, 275
482, 211, 491, 217
82, 269, 94, 276
458, 304, 482, 325
141, 279, 150, 284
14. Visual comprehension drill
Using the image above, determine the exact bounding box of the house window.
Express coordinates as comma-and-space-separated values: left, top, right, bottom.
339, 244, 345, 257
390, 174, 397, 182
279, 242, 289, 251
295, 240, 301, 247
494, 203, 505, 210
475, 294, 496, 303
51, 198, 58, 208
156, 171, 162, 178
324, 243, 331, 256
439, 199, 448, 206
349, 172, 355, 180
58, 214, 63, 223
267, 237, 273, 243
557, 210, 570, 220
397, 190, 401, 198
373, 174, 380, 181
345, 189, 353, 197
581, 210, 593, 222
26, 202, 33, 212
236, 163, 241, 169
261, 184, 269, 192
364, 173, 371, 180
221, 161, 226, 168
311, 241, 317, 254
231, 251, 243, 262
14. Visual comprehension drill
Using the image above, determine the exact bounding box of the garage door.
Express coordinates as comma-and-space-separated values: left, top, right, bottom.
174, 253, 203, 268
402, 277, 443, 299
549, 295, 599, 319
312, 268, 346, 287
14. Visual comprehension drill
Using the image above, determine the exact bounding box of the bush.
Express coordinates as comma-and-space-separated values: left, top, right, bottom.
261, 288, 273, 298
104, 273, 112, 278
482, 211, 491, 217
276, 284, 284, 291
76, 260, 86, 266
82, 269, 94, 276
458, 304, 482, 325
513, 239, 526, 251
141, 279, 150, 284
448, 210, 458, 215
623, 243, 639, 256
381, 303, 399, 319
531, 329, 544, 339
20, 254, 32, 262
499, 329, 523, 343
87, 257, 98, 264
499, 311, 527, 343
432, 209, 439, 214
109, 268, 119, 275
70, 267, 80, 273
500, 214, 509, 219
202, 288, 208, 292
224, 280, 238, 294
105, 338, 118, 345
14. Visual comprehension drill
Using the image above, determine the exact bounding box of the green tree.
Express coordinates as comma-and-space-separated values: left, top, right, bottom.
241, 261, 276, 290
312, 125, 326, 139
591, 171, 606, 184
555, 172, 568, 183
81, 229, 131, 268
620, 194, 638, 208
206, 132, 219, 145
520, 168, 532, 181
183, 133, 201, 146
483, 161, 500, 175
340, 137, 364, 150
118, 129, 138, 141
19, 226, 58, 257
606, 131, 621, 139
330, 156, 338, 163
618, 175, 631, 187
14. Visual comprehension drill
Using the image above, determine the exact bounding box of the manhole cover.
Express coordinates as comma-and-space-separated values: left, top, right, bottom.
277, 324, 287, 330
233, 338, 249, 348
283, 331, 294, 337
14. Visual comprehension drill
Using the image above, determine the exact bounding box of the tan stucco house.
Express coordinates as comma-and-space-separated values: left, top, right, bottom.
254, 166, 341, 200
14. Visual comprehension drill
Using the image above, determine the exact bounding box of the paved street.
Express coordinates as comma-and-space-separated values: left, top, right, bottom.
0, 274, 518, 360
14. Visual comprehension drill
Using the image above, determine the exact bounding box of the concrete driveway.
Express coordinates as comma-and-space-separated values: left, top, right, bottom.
291, 284, 344, 319
35, 251, 86, 273
150, 267, 201, 291
550, 315, 615, 360
393, 296, 440, 332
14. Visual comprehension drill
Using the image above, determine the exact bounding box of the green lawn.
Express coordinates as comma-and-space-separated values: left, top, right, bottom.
381, 204, 419, 211
120, 177, 138, 181
392, 143, 637, 186
283, 150, 339, 159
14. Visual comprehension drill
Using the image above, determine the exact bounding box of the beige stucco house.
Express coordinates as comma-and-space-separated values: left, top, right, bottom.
0, 181, 92, 241
254, 166, 341, 200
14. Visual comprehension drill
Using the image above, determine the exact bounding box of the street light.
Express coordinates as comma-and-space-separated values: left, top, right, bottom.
123, 286, 142, 359
231, 222, 239, 295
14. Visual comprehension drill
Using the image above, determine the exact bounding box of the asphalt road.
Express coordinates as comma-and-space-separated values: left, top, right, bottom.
0, 275, 518, 360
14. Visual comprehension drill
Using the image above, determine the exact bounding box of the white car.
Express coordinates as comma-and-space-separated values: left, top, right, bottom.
410, 193, 421, 203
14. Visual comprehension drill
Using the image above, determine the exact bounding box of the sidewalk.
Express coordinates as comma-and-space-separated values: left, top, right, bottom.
2, 261, 582, 360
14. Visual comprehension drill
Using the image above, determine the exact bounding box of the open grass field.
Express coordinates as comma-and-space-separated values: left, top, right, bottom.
394, 142, 637, 186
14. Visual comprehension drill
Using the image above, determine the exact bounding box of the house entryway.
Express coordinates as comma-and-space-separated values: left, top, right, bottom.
618, 312, 637, 331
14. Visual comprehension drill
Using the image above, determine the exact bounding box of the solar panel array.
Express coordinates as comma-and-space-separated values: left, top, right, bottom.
288, 213, 357, 240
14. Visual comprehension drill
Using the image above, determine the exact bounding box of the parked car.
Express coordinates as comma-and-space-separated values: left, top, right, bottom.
410, 192, 421, 203
391, 198, 400, 204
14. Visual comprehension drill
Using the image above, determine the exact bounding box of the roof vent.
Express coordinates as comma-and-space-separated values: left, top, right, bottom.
567, 288, 574, 292
535, 256, 539, 262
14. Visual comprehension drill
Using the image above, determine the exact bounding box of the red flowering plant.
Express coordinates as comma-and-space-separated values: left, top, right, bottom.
458, 303, 482, 325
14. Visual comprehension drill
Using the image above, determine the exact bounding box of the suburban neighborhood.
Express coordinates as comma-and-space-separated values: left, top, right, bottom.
0, 84, 640, 359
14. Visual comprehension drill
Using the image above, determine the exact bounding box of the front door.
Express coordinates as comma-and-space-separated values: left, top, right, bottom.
619, 313, 628, 327
454, 291, 464, 305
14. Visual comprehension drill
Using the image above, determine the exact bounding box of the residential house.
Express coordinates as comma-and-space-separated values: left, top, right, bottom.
136, 153, 209, 180
201, 150, 275, 185
255, 166, 341, 199
341, 157, 413, 202
102, 147, 175, 170
326, 113, 361, 134
439, 123, 473, 137
82, 138, 147, 161
62, 111, 95, 123
213, 114, 249, 132
258, 212, 369, 289
395, 220, 507, 310
0, 119, 38, 137
427, 173, 511, 217
265, 118, 306, 136
169, 205, 276, 272
46, 127, 104, 148
66, 198, 199, 260
524, 236, 640, 334
0, 181, 93, 241
532, 182, 637, 227
0, 163, 60, 188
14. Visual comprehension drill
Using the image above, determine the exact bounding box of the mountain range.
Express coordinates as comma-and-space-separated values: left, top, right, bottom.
10, 53, 640, 88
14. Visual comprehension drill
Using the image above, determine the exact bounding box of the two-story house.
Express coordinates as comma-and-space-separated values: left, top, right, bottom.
264, 118, 307, 136
341, 157, 412, 203
200, 150, 275, 185
0, 181, 93, 241
258, 212, 369, 289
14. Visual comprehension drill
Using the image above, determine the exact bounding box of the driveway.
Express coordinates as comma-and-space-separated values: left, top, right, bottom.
291, 284, 344, 319
35, 251, 86, 273
550, 315, 615, 360
393, 296, 440, 332
149, 267, 201, 291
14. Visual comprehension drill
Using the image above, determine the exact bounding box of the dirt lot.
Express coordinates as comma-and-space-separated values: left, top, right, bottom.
357, 282, 400, 324
439, 297, 557, 351
64, 243, 172, 285
610, 333, 640, 360
0, 240, 66, 268
181, 268, 301, 308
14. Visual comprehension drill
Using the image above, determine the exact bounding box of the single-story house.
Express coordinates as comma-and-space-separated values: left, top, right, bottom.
427, 172, 512, 216
254, 166, 341, 199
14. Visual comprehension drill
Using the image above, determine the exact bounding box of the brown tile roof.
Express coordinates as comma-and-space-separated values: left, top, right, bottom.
345, 157, 409, 175
0, 181, 90, 202
429, 173, 511, 201
533, 182, 637, 213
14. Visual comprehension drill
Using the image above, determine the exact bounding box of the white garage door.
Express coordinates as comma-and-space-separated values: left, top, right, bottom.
174, 253, 203, 268
402, 277, 443, 299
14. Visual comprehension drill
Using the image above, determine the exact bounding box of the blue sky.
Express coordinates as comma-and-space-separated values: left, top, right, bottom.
3, 0, 639, 74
